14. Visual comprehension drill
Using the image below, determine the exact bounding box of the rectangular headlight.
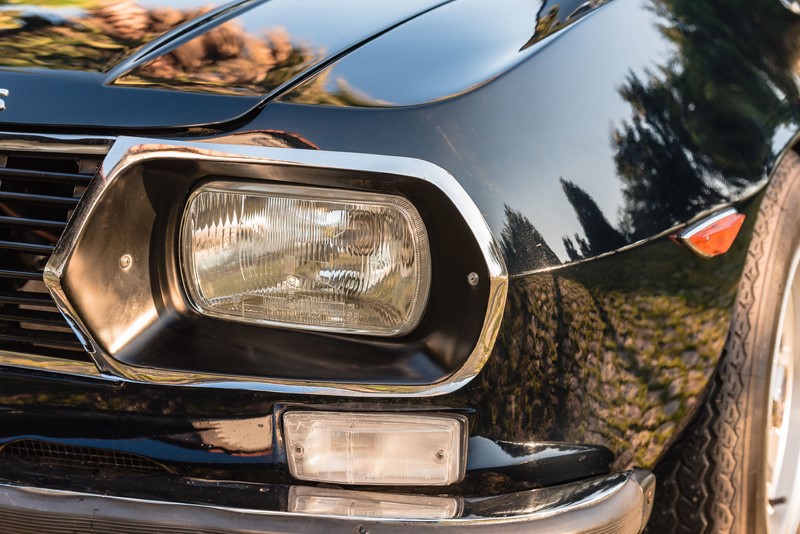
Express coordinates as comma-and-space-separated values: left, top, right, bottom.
283, 411, 467, 486
180, 182, 431, 336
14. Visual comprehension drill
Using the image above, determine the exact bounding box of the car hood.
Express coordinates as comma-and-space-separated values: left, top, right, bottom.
0, 0, 448, 129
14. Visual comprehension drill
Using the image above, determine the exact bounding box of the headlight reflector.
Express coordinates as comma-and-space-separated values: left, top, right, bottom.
181, 182, 431, 336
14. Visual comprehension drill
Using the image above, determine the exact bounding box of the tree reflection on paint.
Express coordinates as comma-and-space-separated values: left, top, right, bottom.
0, 0, 198, 71
485, 0, 800, 475
120, 22, 320, 95
549, 0, 800, 258
0, 0, 327, 96
469, 213, 751, 470
499, 205, 561, 273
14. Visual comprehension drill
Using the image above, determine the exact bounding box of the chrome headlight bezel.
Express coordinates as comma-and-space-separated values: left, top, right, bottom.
44, 137, 507, 397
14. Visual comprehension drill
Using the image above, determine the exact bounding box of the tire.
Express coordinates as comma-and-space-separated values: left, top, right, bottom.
647, 149, 800, 534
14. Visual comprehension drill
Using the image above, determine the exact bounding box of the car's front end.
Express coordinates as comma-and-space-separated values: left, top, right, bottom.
0, 129, 654, 533
0, 0, 798, 532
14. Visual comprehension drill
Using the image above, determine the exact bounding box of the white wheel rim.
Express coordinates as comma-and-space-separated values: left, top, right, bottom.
767, 247, 800, 533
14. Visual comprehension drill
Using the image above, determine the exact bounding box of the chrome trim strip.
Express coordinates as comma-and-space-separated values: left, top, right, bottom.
679, 207, 739, 241
0, 470, 653, 532
0, 350, 105, 379
678, 207, 740, 258
44, 137, 508, 397
0, 132, 115, 155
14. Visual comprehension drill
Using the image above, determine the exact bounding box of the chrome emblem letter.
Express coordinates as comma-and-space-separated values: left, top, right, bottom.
0, 89, 7, 111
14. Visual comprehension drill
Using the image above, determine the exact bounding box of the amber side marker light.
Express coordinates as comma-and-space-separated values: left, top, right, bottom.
677, 208, 745, 258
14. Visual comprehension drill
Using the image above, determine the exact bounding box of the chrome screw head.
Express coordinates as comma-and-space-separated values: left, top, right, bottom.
467, 272, 480, 286
119, 254, 132, 269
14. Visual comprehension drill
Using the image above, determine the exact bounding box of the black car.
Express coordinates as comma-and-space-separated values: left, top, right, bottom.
0, 0, 798, 532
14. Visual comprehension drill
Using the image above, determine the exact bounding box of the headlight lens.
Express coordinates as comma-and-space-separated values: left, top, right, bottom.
180, 181, 431, 336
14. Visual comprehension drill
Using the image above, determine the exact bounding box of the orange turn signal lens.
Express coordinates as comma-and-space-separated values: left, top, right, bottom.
679, 209, 745, 258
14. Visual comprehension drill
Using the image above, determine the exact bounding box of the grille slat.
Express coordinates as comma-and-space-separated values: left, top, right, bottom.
0, 190, 80, 207
0, 290, 57, 307
0, 215, 67, 230
0, 167, 92, 185
0, 308, 69, 326
0, 269, 42, 280
0, 146, 102, 364
0, 325, 83, 349
0, 240, 55, 255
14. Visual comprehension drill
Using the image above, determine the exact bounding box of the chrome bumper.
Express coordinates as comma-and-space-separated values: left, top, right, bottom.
0, 469, 654, 533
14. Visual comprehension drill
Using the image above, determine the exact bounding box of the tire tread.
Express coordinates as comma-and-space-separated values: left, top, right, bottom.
647, 150, 800, 533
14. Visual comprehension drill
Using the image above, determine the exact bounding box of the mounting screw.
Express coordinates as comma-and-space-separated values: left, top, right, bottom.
467, 272, 479, 286
119, 254, 132, 270
293, 444, 304, 458
434, 450, 446, 463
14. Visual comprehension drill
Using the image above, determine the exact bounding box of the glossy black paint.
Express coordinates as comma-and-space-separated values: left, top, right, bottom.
465, 437, 614, 487
0, 0, 798, 503
0, 0, 262, 128
251, 0, 800, 267
114, 0, 451, 96
204, 0, 800, 470
466, 195, 759, 470
0, 455, 291, 510
278, 0, 607, 108
0, 0, 449, 128
0, 369, 612, 492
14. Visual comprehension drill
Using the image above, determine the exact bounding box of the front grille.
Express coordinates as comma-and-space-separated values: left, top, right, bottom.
1, 439, 169, 473
0, 148, 103, 362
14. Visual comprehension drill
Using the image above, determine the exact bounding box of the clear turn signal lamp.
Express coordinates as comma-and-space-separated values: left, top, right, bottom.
288, 486, 462, 519
283, 411, 468, 486
181, 182, 431, 336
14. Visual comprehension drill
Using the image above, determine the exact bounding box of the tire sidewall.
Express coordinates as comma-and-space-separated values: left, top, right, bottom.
738, 151, 800, 532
